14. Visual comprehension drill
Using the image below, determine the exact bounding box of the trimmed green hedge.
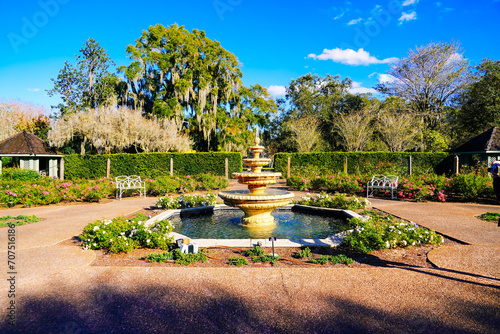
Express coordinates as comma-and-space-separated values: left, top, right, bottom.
274, 152, 451, 176
63, 152, 242, 180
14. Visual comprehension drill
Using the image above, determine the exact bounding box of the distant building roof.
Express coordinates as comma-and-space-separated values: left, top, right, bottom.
454, 127, 500, 153
0, 131, 60, 156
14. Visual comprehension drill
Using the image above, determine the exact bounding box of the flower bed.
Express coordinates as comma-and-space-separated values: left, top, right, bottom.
287, 170, 495, 203
0, 172, 228, 208
342, 210, 443, 253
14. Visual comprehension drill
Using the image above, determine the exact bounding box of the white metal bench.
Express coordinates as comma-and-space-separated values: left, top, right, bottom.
367, 175, 398, 200
115, 175, 146, 200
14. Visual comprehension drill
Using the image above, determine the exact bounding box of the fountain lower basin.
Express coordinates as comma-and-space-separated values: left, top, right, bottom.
145, 204, 362, 247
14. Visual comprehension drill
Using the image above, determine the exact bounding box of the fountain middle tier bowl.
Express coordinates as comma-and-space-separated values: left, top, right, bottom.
218, 190, 294, 202
218, 190, 295, 226
232, 171, 282, 181
242, 158, 271, 168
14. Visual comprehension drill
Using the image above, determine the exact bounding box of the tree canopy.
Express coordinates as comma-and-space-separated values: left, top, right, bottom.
455, 59, 500, 137
47, 38, 117, 114
118, 24, 244, 150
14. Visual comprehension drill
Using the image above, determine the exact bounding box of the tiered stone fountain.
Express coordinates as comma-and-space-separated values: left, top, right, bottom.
218, 132, 294, 227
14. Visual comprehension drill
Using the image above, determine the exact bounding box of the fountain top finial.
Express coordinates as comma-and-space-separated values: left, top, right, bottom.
255, 127, 260, 145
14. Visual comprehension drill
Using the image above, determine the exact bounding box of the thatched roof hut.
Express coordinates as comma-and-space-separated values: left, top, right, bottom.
453, 127, 500, 167
0, 131, 63, 178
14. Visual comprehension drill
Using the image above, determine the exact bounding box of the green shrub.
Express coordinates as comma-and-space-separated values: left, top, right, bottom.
243, 245, 265, 257
329, 254, 354, 265
275, 152, 450, 176
228, 257, 248, 266
80, 213, 174, 253
251, 254, 280, 264
145, 251, 174, 263
64, 152, 242, 180
145, 249, 207, 265
293, 247, 312, 259
0, 168, 41, 181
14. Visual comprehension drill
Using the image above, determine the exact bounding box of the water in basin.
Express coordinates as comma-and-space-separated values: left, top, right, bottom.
169, 209, 350, 239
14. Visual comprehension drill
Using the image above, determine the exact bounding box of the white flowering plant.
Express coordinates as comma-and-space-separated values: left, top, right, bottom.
156, 193, 218, 209
342, 212, 443, 253
295, 192, 370, 211
80, 213, 174, 253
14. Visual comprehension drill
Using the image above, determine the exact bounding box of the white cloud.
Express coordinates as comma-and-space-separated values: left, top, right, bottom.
27, 88, 40, 92
308, 48, 398, 66
349, 81, 377, 94
347, 18, 363, 25
378, 74, 397, 84
267, 85, 286, 97
399, 11, 417, 24
402, 0, 419, 6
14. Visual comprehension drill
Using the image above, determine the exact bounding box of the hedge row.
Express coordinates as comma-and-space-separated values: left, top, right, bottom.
274, 152, 451, 176
63, 152, 242, 180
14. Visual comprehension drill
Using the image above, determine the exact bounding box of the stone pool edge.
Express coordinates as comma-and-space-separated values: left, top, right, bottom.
145, 204, 363, 248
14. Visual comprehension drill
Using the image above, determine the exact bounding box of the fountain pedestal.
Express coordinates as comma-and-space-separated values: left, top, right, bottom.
218, 134, 294, 226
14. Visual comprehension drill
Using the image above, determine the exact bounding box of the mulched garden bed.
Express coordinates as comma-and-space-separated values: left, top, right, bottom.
84, 238, 458, 269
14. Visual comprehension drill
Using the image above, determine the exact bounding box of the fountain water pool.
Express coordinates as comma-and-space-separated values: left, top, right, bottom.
145, 204, 362, 247
169, 207, 351, 239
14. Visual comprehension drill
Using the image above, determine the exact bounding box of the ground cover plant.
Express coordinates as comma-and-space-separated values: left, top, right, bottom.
80, 213, 174, 253
0, 215, 41, 227
478, 212, 500, 222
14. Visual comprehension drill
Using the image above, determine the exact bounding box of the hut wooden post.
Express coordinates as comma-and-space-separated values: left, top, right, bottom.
343, 156, 348, 173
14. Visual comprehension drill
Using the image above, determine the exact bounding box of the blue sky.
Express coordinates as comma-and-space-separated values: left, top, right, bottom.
1, 0, 499, 111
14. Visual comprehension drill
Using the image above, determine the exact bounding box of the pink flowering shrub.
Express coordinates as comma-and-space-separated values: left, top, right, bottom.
0, 178, 115, 207
286, 168, 495, 203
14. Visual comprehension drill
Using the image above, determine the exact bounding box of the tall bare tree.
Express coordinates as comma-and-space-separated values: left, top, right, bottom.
286, 116, 322, 152
377, 112, 422, 152
334, 110, 373, 152
376, 41, 472, 129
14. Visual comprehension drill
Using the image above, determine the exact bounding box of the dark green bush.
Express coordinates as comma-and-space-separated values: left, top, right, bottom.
274, 152, 450, 176
64, 152, 242, 180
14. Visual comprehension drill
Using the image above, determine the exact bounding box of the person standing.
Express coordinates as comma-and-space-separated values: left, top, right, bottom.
490, 161, 500, 226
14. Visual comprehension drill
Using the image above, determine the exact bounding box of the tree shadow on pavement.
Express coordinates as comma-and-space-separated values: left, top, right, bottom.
2, 282, 499, 334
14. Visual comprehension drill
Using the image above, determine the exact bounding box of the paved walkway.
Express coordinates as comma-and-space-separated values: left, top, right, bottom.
0, 186, 499, 333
